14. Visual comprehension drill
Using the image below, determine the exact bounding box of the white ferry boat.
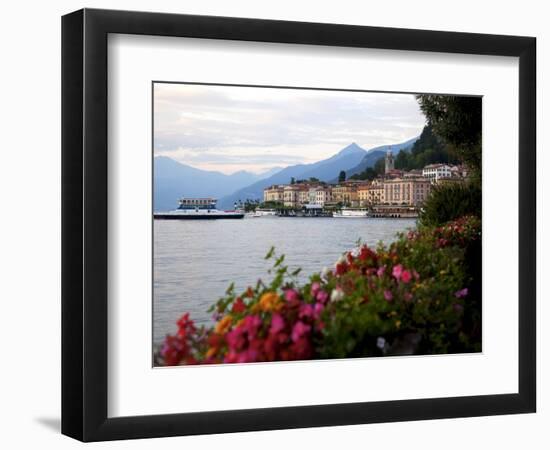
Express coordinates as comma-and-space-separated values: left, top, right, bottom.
333, 208, 370, 218
154, 198, 245, 220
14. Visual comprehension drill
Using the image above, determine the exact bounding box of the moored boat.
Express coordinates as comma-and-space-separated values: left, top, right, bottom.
333, 208, 370, 218
248, 208, 278, 217
154, 198, 244, 220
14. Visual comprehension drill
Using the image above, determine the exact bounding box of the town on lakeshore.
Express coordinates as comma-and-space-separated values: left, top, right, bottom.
254, 150, 469, 218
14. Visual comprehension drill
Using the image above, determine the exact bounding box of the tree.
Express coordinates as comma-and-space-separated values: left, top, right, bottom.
290, 177, 295, 185
419, 182, 481, 227
416, 95, 482, 175
338, 170, 346, 183
350, 167, 377, 181
374, 157, 385, 175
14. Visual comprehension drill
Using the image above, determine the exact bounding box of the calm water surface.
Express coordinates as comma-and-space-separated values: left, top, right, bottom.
153, 217, 416, 345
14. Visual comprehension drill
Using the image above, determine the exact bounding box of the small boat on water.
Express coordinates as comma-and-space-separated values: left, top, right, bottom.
154, 198, 245, 220
247, 208, 278, 218
333, 208, 370, 218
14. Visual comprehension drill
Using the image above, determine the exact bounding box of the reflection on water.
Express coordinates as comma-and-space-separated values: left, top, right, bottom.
153, 217, 416, 345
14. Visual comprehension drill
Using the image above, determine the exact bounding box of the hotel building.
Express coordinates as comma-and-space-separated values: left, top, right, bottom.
263, 185, 285, 203
331, 181, 362, 206
422, 163, 453, 182
383, 177, 432, 206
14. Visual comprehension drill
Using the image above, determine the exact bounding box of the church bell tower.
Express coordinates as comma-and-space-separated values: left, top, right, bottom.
385, 147, 394, 174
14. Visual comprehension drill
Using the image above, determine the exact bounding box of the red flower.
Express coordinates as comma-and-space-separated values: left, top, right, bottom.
335, 263, 347, 276
401, 270, 412, 283
231, 297, 245, 313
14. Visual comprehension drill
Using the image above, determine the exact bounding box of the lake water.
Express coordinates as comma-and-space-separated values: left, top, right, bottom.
153, 217, 416, 345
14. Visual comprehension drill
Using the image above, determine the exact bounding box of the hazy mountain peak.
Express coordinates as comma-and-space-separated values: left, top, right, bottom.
337, 142, 365, 155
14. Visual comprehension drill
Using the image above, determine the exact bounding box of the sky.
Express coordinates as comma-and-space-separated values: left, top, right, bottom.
154, 83, 427, 175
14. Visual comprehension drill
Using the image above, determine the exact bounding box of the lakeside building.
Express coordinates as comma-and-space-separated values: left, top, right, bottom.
262, 162, 465, 210
283, 185, 300, 208
331, 181, 367, 206
263, 185, 285, 203
311, 186, 332, 206
422, 163, 453, 181
403, 169, 423, 178
383, 177, 432, 206
358, 179, 384, 206
384, 168, 405, 179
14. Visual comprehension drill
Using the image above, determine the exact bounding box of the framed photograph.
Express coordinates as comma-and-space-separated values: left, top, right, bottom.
62, 8, 536, 442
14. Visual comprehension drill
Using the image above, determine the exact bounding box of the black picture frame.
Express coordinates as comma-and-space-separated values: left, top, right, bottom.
62, 8, 536, 442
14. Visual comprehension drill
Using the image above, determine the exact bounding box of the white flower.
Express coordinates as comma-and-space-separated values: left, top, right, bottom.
321, 266, 331, 280
330, 288, 345, 302
376, 337, 386, 350
350, 248, 360, 258
334, 254, 347, 268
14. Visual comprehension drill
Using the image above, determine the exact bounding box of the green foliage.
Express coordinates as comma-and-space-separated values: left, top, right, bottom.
242, 199, 260, 212
320, 216, 481, 358
259, 200, 284, 209
374, 157, 385, 174
419, 182, 482, 227
350, 167, 378, 181
338, 170, 346, 183
353, 124, 460, 179
416, 95, 482, 175
399, 125, 460, 169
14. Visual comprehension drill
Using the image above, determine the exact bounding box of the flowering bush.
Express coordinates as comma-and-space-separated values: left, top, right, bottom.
157, 215, 481, 366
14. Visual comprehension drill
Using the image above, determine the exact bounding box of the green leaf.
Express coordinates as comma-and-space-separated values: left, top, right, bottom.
225, 282, 235, 295
274, 254, 285, 267
264, 246, 275, 260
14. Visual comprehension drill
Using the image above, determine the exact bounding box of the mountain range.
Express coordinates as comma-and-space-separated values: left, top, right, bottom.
154, 157, 281, 211
216, 143, 368, 209
154, 136, 419, 211
335, 136, 419, 181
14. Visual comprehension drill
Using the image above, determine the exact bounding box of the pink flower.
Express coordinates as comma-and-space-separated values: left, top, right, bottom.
226, 327, 246, 350
270, 313, 285, 335
310, 282, 321, 298
316, 290, 329, 304
313, 302, 324, 319
377, 265, 386, 278
291, 321, 311, 343
404, 292, 413, 302
392, 264, 403, 281
384, 290, 393, 302
401, 270, 412, 283
242, 315, 261, 337
455, 288, 468, 298
299, 303, 314, 319
284, 288, 299, 302
237, 348, 260, 363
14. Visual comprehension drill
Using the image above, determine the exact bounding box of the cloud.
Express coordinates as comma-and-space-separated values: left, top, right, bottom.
153, 83, 426, 174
